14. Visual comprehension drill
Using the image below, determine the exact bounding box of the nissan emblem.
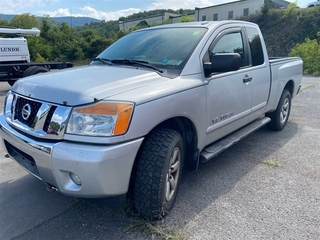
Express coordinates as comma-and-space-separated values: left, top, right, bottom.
22, 103, 31, 120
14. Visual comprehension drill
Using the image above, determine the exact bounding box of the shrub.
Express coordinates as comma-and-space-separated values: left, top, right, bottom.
289, 36, 320, 75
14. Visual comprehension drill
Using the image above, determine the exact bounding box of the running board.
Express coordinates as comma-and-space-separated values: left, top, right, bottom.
200, 117, 271, 163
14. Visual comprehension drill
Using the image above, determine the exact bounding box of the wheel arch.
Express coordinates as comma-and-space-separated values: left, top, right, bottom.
129, 116, 200, 192
284, 79, 294, 96
155, 117, 199, 170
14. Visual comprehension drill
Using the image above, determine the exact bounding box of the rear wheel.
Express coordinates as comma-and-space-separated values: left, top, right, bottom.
7, 66, 50, 86
133, 128, 184, 219
267, 89, 291, 131
23, 66, 49, 77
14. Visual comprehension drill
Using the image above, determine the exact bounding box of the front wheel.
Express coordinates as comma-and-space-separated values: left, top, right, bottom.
267, 89, 292, 131
133, 128, 184, 219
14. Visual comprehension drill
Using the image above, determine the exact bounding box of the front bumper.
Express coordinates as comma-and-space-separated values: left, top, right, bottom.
0, 115, 144, 198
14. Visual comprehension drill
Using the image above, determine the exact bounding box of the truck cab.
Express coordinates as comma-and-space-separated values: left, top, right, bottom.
0, 27, 40, 63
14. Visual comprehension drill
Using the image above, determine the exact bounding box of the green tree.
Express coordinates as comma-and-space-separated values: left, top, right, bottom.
0, 19, 9, 26
261, 0, 271, 15
284, 2, 298, 17
10, 13, 38, 29
39, 16, 56, 40
179, 14, 194, 22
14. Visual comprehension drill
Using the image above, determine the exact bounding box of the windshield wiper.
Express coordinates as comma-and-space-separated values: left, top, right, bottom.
111, 59, 163, 73
92, 57, 114, 65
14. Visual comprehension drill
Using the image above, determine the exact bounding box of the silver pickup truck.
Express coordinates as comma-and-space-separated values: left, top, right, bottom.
0, 21, 302, 219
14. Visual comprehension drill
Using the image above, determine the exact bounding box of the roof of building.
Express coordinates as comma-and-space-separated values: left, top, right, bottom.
194, 0, 290, 10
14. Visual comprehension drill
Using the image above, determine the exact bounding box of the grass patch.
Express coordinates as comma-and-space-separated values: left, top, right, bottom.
124, 218, 185, 240
264, 159, 282, 167
106, 198, 135, 217
104, 198, 185, 239
300, 83, 317, 92
70, 198, 90, 211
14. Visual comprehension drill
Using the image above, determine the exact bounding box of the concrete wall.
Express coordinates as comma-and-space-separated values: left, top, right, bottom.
194, 0, 264, 21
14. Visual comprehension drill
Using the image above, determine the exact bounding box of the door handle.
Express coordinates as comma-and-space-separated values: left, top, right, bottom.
243, 75, 252, 83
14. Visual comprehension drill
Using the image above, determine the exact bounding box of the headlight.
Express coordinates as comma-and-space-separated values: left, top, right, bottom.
66, 101, 134, 136
4, 91, 14, 118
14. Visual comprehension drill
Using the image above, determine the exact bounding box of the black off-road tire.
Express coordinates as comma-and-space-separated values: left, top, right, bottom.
23, 66, 49, 77
133, 128, 184, 219
267, 89, 292, 131
8, 66, 50, 86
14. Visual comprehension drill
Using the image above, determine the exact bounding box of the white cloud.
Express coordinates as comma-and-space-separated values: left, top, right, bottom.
1, 0, 45, 14
147, 0, 216, 10
35, 5, 141, 21
52, 113, 63, 122
79, 5, 141, 21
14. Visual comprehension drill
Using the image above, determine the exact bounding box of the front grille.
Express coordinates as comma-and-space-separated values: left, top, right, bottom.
5, 91, 71, 140
14, 97, 41, 128
43, 106, 57, 132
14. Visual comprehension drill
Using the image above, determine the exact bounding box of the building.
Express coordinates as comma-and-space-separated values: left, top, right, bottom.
119, 12, 181, 32
195, 0, 290, 22
119, 0, 290, 31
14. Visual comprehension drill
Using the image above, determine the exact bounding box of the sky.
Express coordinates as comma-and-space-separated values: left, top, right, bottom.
0, 0, 314, 21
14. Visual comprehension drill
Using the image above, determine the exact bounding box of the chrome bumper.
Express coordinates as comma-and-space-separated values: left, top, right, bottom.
0, 115, 143, 198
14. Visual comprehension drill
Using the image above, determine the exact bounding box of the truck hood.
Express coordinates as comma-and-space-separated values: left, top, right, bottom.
11, 65, 166, 106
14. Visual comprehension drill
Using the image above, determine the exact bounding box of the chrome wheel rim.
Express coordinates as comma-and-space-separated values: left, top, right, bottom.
165, 147, 181, 202
280, 98, 289, 124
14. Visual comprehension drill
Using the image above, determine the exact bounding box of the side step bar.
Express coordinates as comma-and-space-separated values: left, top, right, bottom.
200, 117, 271, 163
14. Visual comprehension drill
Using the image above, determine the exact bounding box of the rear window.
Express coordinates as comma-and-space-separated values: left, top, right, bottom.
246, 27, 264, 66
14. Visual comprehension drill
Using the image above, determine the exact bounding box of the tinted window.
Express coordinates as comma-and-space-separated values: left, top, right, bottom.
246, 27, 264, 66
210, 32, 246, 67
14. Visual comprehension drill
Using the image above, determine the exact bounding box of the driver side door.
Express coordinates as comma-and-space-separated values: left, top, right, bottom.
203, 27, 253, 145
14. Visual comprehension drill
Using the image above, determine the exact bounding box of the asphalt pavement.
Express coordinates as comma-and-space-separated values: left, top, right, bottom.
0, 76, 319, 240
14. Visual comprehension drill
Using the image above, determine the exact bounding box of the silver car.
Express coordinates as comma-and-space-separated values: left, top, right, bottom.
307, 0, 320, 7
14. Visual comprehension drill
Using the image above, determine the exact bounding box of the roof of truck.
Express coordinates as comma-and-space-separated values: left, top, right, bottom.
0, 27, 40, 36
134, 20, 257, 31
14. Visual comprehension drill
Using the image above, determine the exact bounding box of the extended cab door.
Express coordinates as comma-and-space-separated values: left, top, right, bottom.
202, 27, 253, 145
245, 26, 271, 122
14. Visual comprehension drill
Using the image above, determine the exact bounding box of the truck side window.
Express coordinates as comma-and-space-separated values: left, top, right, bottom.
209, 32, 246, 67
246, 27, 264, 66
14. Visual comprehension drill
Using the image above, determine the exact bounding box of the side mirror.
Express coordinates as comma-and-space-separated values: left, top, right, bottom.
204, 53, 241, 77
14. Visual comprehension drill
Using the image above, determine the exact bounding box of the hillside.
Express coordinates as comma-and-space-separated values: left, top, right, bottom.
0, 14, 100, 27
242, 6, 320, 57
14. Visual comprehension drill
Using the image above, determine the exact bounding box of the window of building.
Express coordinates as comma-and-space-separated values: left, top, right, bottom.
243, 8, 249, 16
228, 11, 233, 19
202, 15, 206, 21
213, 13, 218, 21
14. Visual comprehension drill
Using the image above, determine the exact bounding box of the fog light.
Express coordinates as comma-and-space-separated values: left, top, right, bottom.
70, 172, 82, 185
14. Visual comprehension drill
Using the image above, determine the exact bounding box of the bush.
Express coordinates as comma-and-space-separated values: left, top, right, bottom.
289, 36, 320, 75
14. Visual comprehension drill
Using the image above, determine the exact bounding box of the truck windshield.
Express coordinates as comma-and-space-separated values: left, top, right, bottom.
95, 27, 207, 76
